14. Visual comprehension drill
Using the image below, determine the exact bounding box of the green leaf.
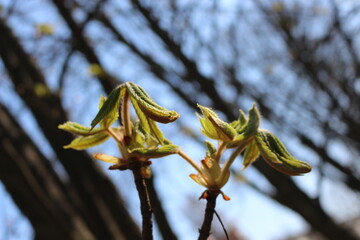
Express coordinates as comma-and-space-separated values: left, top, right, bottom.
197, 104, 237, 141
255, 130, 312, 176
130, 144, 179, 158
91, 86, 123, 129
242, 140, 260, 170
148, 119, 166, 145
230, 103, 261, 145
58, 121, 105, 136
130, 96, 151, 133
204, 140, 216, 158
230, 109, 248, 131
64, 132, 110, 150
125, 82, 180, 123
99, 95, 120, 128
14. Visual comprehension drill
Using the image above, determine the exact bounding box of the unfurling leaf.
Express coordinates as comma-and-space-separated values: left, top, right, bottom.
125, 82, 179, 123
197, 104, 236, 141
130, 144, 179, 158
58, 121, 104, 136
91, 86, 123, 129
64, 132, 110, 150
98, 95, 119, 128
229, 104, 261, 146
130, 97, 167, 145
230, 109, 248, 131
204, 140, 216, 158
190, 157, 230, 191
255, 130, 312, 176
242, 140, 260, 170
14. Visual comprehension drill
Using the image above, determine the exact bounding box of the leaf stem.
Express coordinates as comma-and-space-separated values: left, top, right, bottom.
177, 149, 202, 173
106, 128, 123, 144
221, 142, 247, 177
214, 141, 226, 163
198, 191, 219, 240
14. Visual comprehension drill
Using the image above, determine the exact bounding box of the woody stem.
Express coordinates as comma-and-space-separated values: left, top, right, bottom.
198, 191, 219, 240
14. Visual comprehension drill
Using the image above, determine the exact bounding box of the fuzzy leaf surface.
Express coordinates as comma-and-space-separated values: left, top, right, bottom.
64, 132, 110, 150
255, 130, 312, 176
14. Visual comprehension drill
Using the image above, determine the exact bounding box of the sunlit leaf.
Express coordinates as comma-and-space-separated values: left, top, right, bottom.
91, 86, 123, 129
242, 140, 260, 170
255, 130, 312, 176
64, 132, 110, 150
205, 140, 216, 158
130, 144, 179, 158
58, 121, 104, 136
230, 104, 261, 146
197, 104, 236, 141
125, 82, 179, 123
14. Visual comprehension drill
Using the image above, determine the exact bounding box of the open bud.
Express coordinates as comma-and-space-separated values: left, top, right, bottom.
197, 104, 237, 142
231, 103, 261, 144
189, 157, 230, 191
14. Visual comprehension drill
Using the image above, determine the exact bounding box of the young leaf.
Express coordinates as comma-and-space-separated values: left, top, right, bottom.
99, 95, 120, 128
130, 144, 179, 158
255, 130, 312, 176
231, 103, 261, 144
64, 132, 110, 150
230, 109, 248, 131
204, 140, 216, 158
58, 121, 104, 136
197, 104, 237, 141
242, 140, 260, 170
90, 86, 123, 129
125, 82, 179, 123
148, 119, 167, 145
130, 96, 151, 133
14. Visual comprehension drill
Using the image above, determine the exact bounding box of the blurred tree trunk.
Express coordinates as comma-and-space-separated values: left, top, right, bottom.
0, 104, 95, 240
0, 18, 141, 240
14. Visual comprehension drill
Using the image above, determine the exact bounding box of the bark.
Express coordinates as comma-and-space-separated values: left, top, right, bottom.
0, 18, 141, 240
0, 104, 95, 240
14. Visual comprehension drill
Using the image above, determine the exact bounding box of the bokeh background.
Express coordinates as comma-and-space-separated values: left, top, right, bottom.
1, 0, 360, 239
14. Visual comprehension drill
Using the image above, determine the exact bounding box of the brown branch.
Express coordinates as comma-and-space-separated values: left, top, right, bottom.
0, 104, 95, 240
146, 176, 178, 240
131, 164, 153, 240
198, 191, 219, 240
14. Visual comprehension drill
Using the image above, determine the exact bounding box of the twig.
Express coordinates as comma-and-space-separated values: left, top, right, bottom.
131, 164, 153, 240
198, 191, 219, 240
